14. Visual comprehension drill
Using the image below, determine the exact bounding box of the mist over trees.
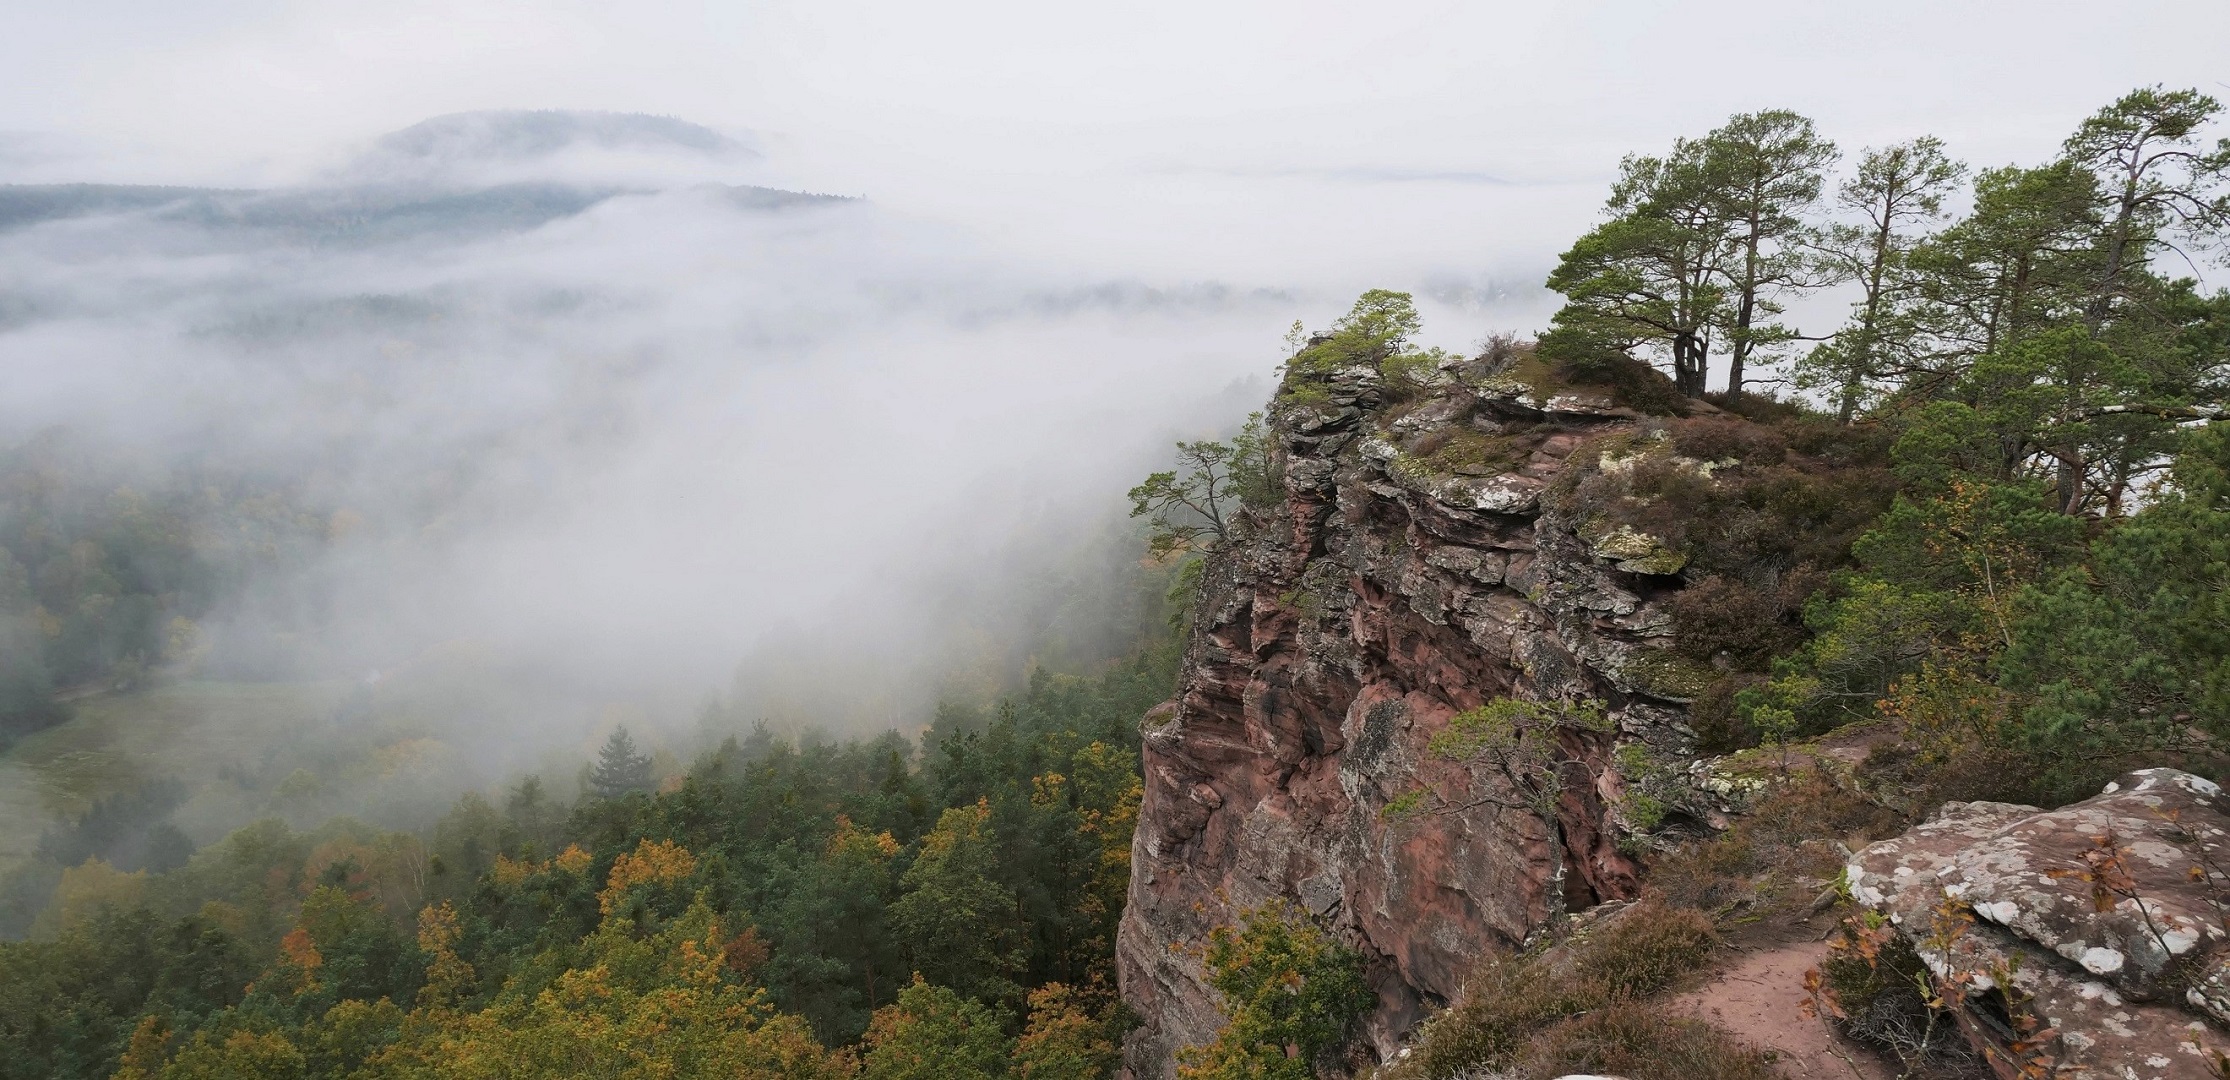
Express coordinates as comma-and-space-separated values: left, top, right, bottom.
0, 83, 2225, 1080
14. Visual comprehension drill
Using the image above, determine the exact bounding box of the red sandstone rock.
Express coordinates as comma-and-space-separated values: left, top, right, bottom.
1117, 359, 1705, 1077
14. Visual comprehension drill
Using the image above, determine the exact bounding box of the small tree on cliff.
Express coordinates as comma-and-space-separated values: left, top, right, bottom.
1390, 697, 1614, 929
590, 726, 653, 799
1130, 412, 1277, 558
1177, 899, 1373, 1080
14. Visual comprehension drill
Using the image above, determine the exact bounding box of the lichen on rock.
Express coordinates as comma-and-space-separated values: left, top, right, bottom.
1847, 769, 2230, 1079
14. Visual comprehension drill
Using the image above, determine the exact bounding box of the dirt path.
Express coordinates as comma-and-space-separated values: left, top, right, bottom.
1666, 936, 1896, 1080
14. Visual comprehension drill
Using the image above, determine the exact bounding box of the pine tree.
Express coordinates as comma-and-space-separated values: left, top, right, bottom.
589, 727, 653, 799
1697, 109, 1839, 399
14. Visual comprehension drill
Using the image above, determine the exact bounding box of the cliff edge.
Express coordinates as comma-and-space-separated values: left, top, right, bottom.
1116, 347, 1851, 1076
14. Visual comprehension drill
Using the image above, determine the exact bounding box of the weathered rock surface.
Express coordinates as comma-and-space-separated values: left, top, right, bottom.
1116, 358, 1722, 1077
1849, 769, 2230, 1079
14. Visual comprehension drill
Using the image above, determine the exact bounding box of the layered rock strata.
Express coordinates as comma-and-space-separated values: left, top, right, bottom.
1117, 357, 1721, 1076
1850, 768, 2230, 1079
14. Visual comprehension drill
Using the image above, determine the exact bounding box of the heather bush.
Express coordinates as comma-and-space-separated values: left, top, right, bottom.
1378, 900, 1720, 1080
1670, 416, 1786, 466
1517, 1001, 1780, 1080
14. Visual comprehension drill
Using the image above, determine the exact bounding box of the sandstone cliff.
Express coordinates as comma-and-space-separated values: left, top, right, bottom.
1116, 352, 1758, 1076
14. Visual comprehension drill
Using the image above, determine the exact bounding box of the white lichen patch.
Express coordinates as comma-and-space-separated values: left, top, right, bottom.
2075, 980, 2124, 1006
2080, 946, 2127, 975
1847, 861, 1884, 907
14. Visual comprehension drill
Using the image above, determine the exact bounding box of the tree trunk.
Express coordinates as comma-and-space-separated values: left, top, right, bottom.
1838, 217, 1897, 423
1541, 812, 1569, 930
2055, 449, 2086, 515
1729, 228, 1762, 400
1728, 293, 1750, 400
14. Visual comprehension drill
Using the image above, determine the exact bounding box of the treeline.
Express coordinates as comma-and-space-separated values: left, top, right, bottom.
0, 646, 1176, 1080
1533, 87, 2230, 801
1540, 87, 2228, 519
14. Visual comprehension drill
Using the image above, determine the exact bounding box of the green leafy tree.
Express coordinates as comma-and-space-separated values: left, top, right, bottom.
1284, 289, 1426, 377
888, 801, 1028, 1007
2002, 422, 2230, 756
1176, 900, 1372, 1080
862, 976, 1013, 1080
762, 817, 903, 1042
2048, 86, 2230, 510
1802, 137, 1967, 419
1906, 161, 2098, 391
1409, 698, 1614, 927
2061, 86, 2230, 333
1013, 982, 1121, 1080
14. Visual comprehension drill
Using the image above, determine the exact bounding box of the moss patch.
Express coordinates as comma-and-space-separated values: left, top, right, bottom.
1621, 649, 1720, 702
1407, 427, 1529, 478
1586, 521, 1688, 575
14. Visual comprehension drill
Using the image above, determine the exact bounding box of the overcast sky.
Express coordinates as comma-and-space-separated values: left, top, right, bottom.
6, 0, 2227, 287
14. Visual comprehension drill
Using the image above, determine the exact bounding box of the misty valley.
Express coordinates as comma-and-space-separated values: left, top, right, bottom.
4, 72, 2230, 1080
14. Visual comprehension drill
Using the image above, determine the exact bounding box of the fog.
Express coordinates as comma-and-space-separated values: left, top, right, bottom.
3, 1, 2226, 828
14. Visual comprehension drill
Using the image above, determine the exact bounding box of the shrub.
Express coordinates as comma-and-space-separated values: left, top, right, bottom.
1670, 417, 1786, 466
1378, 900, 1719, 1080
1551, 351, 1691, 416
1651, 775, 1901, 918
1702, 389, 1808, 426
1516, 1000, 1780, 1080
1380, 954, 1594, 1080
1555, 425, 1894, 599
1407, 428, 1527, 478
1688, 676, 1763, 754
1811, 914, 1990, 1078
1177, 899, 1372, 1080
1574, 901, 1717, 998
1666, 577, 1797, 672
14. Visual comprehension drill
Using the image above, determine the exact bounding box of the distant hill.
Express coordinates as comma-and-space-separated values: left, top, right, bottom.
0, 111, 843, 246
0, 180, 847, 246
340, 110, 761, 186
0, 184, 240, 232
367, 110, 756, 164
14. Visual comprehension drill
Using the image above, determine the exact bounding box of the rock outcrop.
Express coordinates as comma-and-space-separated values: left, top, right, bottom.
1116, 355, 1730, 1076
1849, 768, 2230, 1079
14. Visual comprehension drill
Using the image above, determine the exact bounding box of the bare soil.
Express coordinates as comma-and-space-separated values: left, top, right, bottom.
1667, 930, 1897, 1080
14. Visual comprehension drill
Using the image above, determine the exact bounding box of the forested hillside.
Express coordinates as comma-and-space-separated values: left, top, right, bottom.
0, 645, 1175, 1080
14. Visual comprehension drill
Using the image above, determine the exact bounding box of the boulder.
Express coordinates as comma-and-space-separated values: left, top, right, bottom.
1849, 769, 2230, 1079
